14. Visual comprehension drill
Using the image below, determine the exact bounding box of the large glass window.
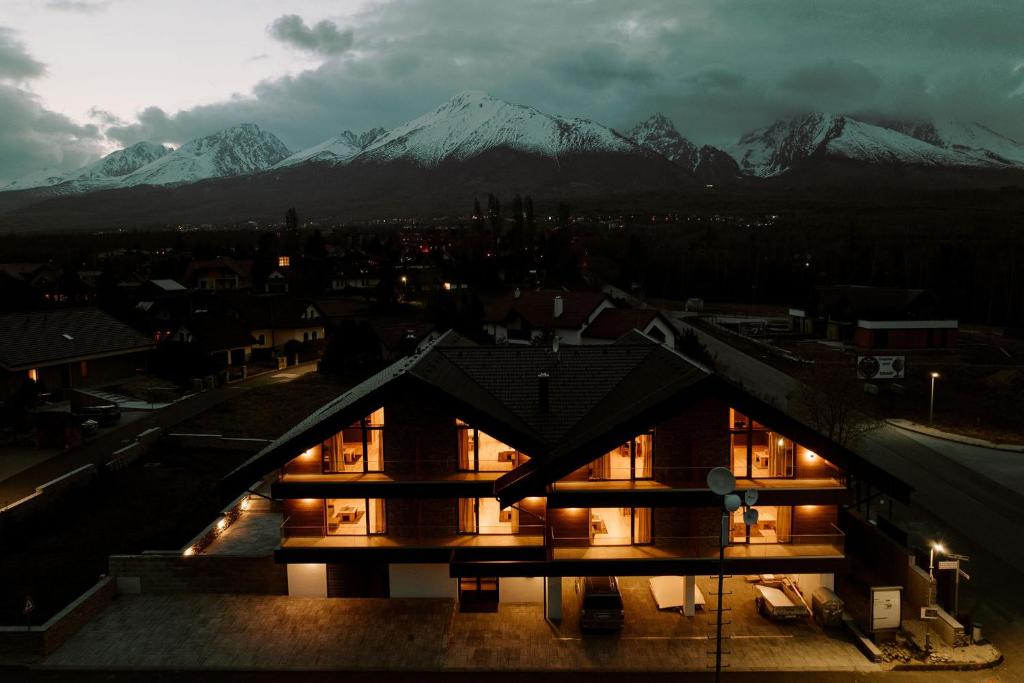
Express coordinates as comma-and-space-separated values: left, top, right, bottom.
456, 419, 529, 471
458, 497, 519, 534
730, 409, 793, 479
326, 498, 387, 535
590, 507, 651, 545
589, 432, 654, 480
322, 409, 385, 473
731, 505, 792, 544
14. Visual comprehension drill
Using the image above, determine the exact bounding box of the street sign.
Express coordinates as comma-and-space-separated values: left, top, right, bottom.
959, 569, 971, 581
937, 560, 959, 570
920, 606, 939, 620
857, 355, 905, 379
22, 596, 34, 615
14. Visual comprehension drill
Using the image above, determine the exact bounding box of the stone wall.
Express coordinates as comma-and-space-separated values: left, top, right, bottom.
0, 576, 115, 659
108, 554, 286, 595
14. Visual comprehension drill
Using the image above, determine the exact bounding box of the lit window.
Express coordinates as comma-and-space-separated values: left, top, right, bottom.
28, 368, 38, 382
278, 256, 290, 268
456, 419, 527, 471
322, 409, 385, 473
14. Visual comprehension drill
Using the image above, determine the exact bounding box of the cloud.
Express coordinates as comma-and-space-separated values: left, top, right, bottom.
0, 28, 46, 80
268, 14, 354, 57
0, 84, 106, 184
45, 0, 112, 12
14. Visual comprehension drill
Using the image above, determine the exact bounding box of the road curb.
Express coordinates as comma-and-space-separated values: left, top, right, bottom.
887, 419, 1024, 453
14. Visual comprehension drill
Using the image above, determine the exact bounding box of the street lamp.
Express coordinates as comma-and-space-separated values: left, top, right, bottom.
929, 542, 945, 578
928, 372, 940, 425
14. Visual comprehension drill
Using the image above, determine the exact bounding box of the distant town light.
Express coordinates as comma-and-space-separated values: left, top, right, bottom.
400, 275, 408, 284
443, 282, 452, 291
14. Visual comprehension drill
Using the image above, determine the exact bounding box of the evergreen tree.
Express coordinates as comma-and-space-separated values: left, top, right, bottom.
557, 202, 571, 229
304, 230, 327, 259
487, 193, 501, 233
285, 207, 299, 231
472, 198, 484, 231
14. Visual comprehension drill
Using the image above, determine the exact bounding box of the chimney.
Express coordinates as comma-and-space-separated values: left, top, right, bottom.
553, 295, 564, 319
537, 372, 550, 414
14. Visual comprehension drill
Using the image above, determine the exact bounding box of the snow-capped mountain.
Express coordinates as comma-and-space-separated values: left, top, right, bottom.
628, 114, 699, 169
120, 123, 290, 187
275, 127, 387, 167
352, 90, 647, 166
1, 141, 171, 193
627, 113, 740, 182
732, 113, 1024, 177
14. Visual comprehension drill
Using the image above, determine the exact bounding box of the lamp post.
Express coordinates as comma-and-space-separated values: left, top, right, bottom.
928, 372, 940, 425
929, 542, 945, 579
706, 467, 758, 683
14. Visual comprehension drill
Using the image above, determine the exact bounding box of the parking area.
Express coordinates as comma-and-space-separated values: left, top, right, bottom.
42, 575, 874, 673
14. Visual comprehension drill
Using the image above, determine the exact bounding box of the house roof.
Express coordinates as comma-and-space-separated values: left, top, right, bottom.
181, 257, 253, 283
581, 308, 664, 340
484, 289, 609, 330
808, 285, 942, 322
0, 307, 153, 371
226, 329, 710, 488
314, 298, 370, 321
150, 279, 187, 292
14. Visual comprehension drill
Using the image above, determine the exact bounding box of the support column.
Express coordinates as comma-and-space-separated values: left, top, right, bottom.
545, 576, 562, 620
683, 575, 697, 617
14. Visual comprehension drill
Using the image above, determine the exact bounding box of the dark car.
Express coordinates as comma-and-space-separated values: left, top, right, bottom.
72, 403, 121, 427
580, 576, 624, 632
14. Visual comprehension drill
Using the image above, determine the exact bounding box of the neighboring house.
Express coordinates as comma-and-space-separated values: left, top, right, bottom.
580, 308, 677, 347
222, 294, 326, 353
171, 315, 256, 368
182, 257, 253, 290
790, 285, 958, 350
0, 307, 153, 401
224, 330, 909, 614
483, 289, 616, 345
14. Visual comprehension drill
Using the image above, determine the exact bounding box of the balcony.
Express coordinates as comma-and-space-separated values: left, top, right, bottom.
276, 522, 545, 563
273, 461, 503, 499
548, 466, 848, 508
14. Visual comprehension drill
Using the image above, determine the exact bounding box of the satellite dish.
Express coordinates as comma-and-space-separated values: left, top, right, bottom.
744, 489, 759, 506
743, 508, 759, 526
707, 467, 736, 495
724, 493, 742, 512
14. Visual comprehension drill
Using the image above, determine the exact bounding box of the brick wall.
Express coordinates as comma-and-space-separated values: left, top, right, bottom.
386, 499, 457, 537
384, 388, 458, 476
792, 504, 839, 538
282, 498, 324, 536
652, 397, 729, 487
548, 507, 589, 547
108, 555, 286, 594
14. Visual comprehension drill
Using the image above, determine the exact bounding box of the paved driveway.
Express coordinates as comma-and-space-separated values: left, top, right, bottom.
43, 590, 876, 673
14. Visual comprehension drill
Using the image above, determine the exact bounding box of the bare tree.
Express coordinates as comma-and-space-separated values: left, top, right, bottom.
790, 362, 879, 448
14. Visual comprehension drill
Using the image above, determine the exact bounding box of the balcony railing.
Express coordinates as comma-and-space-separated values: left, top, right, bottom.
280, 520, 544, 548
550, 465, 846, 490
547, 524, 845, 561
280, 458, 518, 480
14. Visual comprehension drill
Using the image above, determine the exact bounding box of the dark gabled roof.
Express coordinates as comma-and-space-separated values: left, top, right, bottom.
484, 289, 610, 330
225, 329, 710, 487
807, 285, 943, 321
0, 307, 153, 371
223, 329, 913, 505
315, 298, 370, 321
181, 257, 253, 283
581, 308, 663, 339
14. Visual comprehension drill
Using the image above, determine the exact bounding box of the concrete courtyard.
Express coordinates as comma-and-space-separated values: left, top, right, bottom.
43, 576, 876, 673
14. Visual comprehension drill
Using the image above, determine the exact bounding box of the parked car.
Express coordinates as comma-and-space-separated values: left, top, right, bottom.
580, 576, 624, 632
72, 403, 120, 427
78, 419, 99, 437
